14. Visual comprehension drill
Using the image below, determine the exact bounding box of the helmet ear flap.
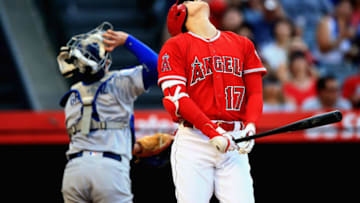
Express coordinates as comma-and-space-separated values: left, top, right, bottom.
167, 3, 188, 36
181, 7, 188, 33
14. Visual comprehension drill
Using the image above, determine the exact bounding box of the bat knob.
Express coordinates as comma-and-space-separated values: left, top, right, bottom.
333, 110, 343, 122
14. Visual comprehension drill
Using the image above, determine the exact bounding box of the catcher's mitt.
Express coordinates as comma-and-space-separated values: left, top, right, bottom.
134, 133, 174, 158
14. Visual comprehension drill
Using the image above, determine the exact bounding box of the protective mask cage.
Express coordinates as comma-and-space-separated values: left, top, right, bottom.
57, 22, 114, 78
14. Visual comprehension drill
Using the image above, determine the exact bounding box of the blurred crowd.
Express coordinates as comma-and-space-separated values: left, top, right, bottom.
159, 0, 360, 112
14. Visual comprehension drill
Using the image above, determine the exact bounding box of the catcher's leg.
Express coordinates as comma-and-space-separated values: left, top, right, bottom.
170, 126, 217, 203
62, 153, 133, 203
90, 156, 133, 203
214, 152, 254, 203
62, 158, 90, 203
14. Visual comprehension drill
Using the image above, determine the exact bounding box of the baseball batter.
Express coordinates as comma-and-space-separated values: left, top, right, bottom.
158, 1, 266, 202
58, 22, 160, 203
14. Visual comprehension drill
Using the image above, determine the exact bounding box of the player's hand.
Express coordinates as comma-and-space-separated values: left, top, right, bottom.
209, 127, 239, 153
102, 30, 129, 52
234, 123, 255, 154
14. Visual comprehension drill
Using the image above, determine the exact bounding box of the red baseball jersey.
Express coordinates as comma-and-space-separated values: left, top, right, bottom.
158, 31, 266, 121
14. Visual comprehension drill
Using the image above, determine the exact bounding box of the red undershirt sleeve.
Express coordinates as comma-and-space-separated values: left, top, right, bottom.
177, 96, 219, 138
243, 73, 263, 124
162, 84, 220, 139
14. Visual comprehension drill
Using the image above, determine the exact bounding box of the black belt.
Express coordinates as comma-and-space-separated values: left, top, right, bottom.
68, 151, 122, 162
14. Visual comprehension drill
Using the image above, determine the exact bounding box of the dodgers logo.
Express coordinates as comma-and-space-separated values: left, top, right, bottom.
161, 53, 171, 72
70, 93, 80, 106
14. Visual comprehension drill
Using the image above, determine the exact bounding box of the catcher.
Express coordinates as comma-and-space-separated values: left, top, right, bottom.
58, 22, 173, 203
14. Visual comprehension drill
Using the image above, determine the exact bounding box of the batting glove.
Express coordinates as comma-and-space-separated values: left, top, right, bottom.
209, 127, 239, 153
233, 123, 255, 154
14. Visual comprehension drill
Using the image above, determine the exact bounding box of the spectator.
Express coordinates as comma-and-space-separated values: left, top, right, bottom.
348, 31, 360, 65
243, 0, 263, 25
221, 7, 244, 32
263, 76, 296, 112
342, 67, 360, 108
208, 0, 228, 29
346, 0, 360, 65
302, 75, 352, 111
351, 0, 360, 28
314, 0, 355, 81
288, 36, 317, 66
227, 0, 244, 9
260, 18, 293, 82
244, 0, 286, 47
236, 22, 255, 43
283, 51, 317, 109
136, 0, 168, 28
280, 0, 333, 51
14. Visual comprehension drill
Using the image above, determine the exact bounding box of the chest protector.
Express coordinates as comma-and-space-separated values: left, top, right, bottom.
61, 72, 128, 136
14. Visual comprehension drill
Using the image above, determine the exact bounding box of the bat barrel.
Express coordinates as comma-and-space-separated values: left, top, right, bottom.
234, 110, 343, 143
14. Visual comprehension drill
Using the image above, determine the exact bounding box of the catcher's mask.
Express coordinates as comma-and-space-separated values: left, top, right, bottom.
57, 22, 113, 78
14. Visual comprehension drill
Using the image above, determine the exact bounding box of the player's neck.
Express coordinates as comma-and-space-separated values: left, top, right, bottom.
186, 15, 217, 39
187, 21, 218, 39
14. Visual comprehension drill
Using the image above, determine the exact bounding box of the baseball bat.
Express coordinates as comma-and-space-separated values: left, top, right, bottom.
234, 110, 343, 143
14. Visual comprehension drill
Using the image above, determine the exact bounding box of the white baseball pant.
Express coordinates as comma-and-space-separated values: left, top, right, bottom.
170, 124, 254, 203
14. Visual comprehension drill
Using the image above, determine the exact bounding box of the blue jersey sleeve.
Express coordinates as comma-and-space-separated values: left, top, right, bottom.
130, 114, 135, 149
124, 35, 158, 90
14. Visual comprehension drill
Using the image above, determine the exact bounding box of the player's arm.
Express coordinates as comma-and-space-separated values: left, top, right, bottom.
161, 81, 221, 139
157, 38, 219, 138
243, 73, 263, 125
161, 81, 237, 153
103, 30, 158, 89
241, 36, 267, 136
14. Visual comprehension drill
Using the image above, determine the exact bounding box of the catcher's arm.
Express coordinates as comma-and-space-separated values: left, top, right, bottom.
132, 133, 174, 158
102, 30, 128, 52
103, 29, 158, 90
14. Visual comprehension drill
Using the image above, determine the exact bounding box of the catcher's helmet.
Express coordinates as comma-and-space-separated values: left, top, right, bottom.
167, 0, 188, 36
57, 22, 113, 78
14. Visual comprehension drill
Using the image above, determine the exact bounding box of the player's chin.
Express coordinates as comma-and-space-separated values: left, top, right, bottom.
199, 1, 210, 14
197, 1, 208, 8
188, 1, 209, 15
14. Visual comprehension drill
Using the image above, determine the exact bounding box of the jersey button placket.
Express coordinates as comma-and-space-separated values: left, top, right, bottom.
210, 41, 223, 118
209, 43, 216, 54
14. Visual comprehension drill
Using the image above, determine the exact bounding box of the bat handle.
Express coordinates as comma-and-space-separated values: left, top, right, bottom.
234, 137, 251, 143
234, 132, 265, 143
